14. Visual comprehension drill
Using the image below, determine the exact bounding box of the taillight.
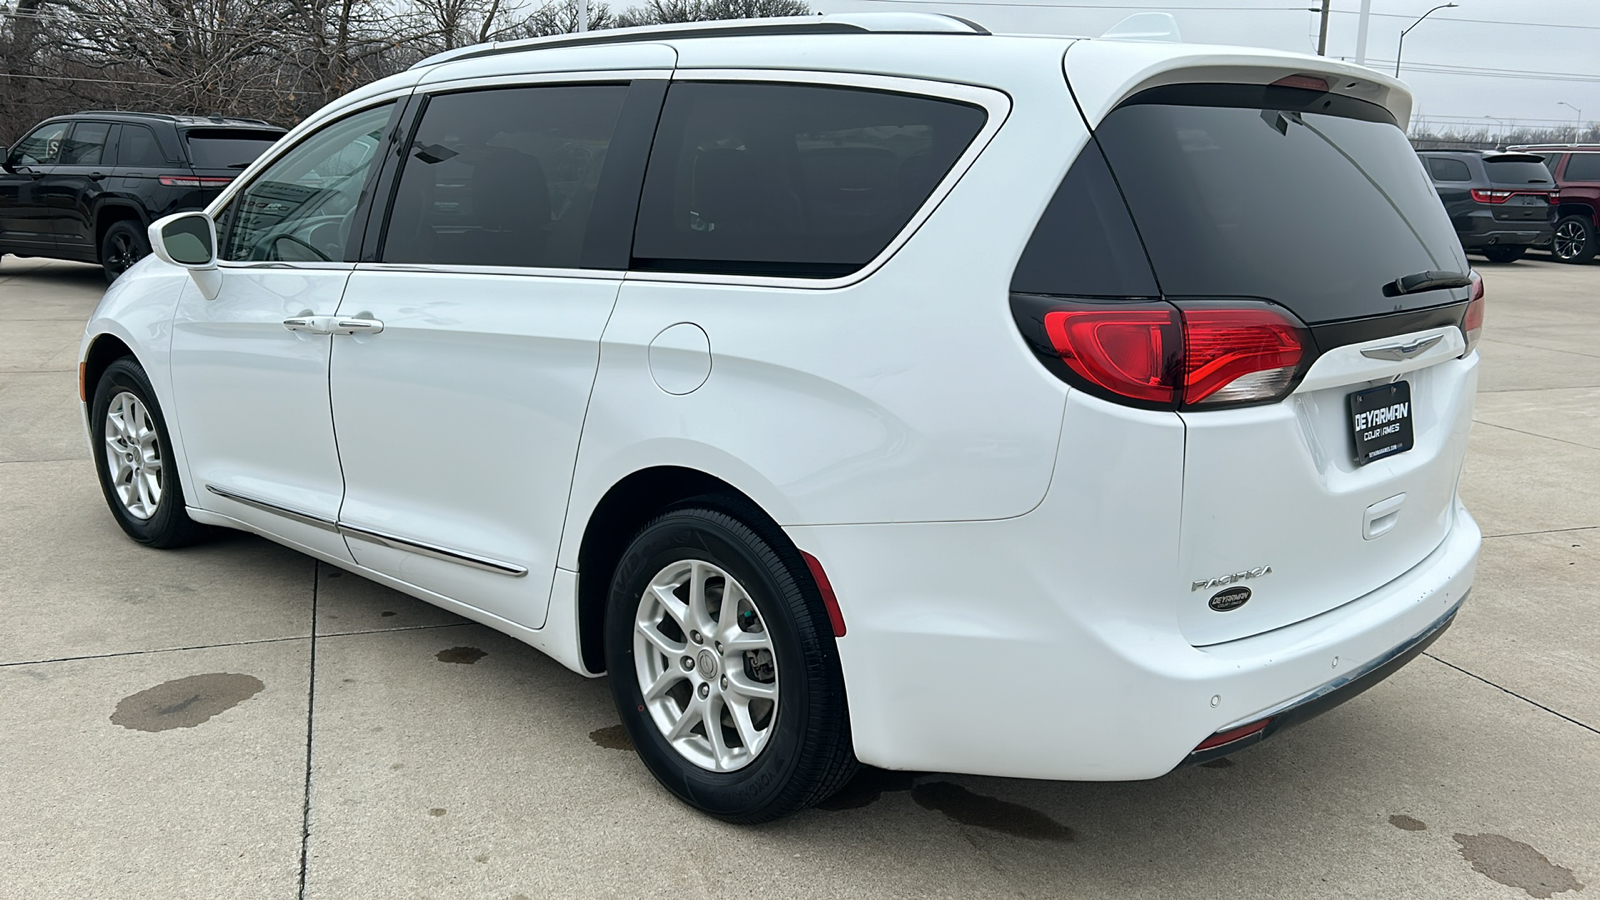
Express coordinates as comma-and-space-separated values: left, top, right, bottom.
1270, 74, 1330, 92
1549, 192, 1561, 204
1461, 270, 1485, 357
1470, 189, 1512, 203
159, 175, 233, 187
1042, 307, 1181, 405
1025, 299, 1310, 410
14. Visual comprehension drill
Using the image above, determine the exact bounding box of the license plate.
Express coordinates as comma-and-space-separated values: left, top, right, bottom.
1349, 381, 1414, 466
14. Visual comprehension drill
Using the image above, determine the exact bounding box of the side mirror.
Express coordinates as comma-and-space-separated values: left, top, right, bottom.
148, 211, 222, 299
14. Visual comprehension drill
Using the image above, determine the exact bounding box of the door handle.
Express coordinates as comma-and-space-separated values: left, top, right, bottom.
283, 314, 335, 334
331, 316, 383, 335
89, 172, 106, 181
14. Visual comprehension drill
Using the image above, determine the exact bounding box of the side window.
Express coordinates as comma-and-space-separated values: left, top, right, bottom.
1542, 155, 1560, 176
118, 125, 168, 167
1427, 157, 1471, 182
59, 122, 111, 166
1565, 153, 1600, 182
217, 103, 393, 263
381, 84, 628, 269
8, 122, 69, 166
632, 82, 988, 278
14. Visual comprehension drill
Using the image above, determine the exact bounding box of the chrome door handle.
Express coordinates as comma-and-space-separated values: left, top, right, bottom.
283, 315, 335, 334
330, 316, 384, 335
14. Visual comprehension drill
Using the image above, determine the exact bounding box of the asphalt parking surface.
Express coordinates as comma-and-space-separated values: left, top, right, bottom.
1, 253, 1596, 899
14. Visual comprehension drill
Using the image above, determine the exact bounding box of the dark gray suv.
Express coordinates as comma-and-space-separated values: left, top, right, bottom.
1, 111, 284, 281
1418, 149, 1558, 263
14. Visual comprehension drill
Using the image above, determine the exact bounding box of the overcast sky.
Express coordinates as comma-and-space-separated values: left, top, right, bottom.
811, 0, 1600, 134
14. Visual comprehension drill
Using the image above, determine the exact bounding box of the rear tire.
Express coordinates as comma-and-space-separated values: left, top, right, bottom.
604, 502, 856, 823
1480, 246, 1526, 263
100, 220, 149, 283
1552, 216, 1596, 264
90, 358, 210, 548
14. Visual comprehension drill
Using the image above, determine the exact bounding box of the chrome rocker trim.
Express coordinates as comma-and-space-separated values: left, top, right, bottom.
205, 484, 527, 577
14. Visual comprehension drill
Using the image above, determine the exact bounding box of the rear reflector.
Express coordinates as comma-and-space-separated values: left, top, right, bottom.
159, 175, 234, 187
1462, 270, 1485, 357
1271, 74, 1330, 91
800, 551, 847, 638
1194, 717, 1272, 751
1033, 300, 1309, 410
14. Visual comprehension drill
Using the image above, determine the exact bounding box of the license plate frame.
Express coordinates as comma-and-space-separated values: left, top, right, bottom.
1349, 381, 1415, 466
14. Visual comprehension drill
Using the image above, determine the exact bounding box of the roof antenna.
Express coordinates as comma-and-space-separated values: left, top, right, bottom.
1101, 12, 1182, 42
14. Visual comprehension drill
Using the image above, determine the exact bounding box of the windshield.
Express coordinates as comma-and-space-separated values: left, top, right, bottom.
184, 129, 284, 169
1092, 84, 1469, 323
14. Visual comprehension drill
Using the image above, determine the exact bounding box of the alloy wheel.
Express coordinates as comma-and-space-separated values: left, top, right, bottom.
104, 391, 163, 519
1553, 220, 1587, 261
633, 559, 779, 772
106, 231, 138, 278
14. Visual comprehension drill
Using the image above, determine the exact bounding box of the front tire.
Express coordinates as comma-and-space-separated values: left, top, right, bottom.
1552, 215, 1596, 264
90, 358, 210, 547
100, 220, 150, 283
604, 503, 856, 823
1480, 245, 1526, 263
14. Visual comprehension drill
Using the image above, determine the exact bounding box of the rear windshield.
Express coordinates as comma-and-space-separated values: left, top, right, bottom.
1484, 159, 1554, 186
1028, 84, 1468, 323
183, 129, 284, 169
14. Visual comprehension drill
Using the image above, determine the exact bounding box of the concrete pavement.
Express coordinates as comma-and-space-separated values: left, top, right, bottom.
1, 253, 1595, 899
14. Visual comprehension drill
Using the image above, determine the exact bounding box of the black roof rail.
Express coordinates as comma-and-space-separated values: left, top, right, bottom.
412, 13, 988, 70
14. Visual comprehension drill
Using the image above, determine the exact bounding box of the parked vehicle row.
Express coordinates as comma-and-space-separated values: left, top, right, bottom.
0, 112, 285, 280
82, 15, 1482, 822
1419, 144, 1600, 264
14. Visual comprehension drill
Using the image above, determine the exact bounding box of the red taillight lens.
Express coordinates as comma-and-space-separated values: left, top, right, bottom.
1180, 307, 1308, 406
1470, 189, 1512, 203
1043, 308, 1180, 405
159, 175, 234, 187
1270, 74, 1330, 91
1462, 270, 1485, 357
1033, 301, 1309, 409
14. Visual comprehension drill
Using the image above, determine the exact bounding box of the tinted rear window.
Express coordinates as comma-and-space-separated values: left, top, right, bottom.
184, 129, 283, 169
632, 82, 987, 278
1083, 85, 1468, 323
1484, 159, 1553, 186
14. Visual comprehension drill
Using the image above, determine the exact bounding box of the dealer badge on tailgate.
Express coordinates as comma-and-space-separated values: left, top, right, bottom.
1349, 381, 1414, 466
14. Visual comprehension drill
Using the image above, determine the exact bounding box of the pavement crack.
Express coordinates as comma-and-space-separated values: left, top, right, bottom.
1472, 419, 1600, 453
1482, 525, 1599, 540
0, 634, 310, 668
1423, 652, 1600, 738
298, 561, 320, 900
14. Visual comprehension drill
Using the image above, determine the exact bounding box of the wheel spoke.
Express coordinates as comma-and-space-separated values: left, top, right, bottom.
725, 670, 776, 701
687, 561, 711, 633
649, 581, 691, 631
665, 696, 703, 742
716, 578, 744, 639
704, 694, 734, 766
636, 620, 685, 658
642, 668, 686, 702
724, 629, 772, 653
728, 696, 762, 751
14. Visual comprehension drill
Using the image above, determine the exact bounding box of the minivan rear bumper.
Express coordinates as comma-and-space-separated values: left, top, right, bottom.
789, 422, 1480, 781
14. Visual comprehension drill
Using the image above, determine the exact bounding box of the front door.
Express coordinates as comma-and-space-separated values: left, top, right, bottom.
0, 122, 67, 253
330, 79, 650, 627
42, 121, 114, 260
170, 102, 398, 561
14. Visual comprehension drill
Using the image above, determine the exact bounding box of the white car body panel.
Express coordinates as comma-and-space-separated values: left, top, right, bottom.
77, 25, 1483, 782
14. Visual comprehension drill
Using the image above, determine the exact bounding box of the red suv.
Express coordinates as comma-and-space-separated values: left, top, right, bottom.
1513, 144, 1600, 264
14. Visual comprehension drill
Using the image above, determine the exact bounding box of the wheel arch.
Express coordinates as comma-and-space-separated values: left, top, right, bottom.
93, 202, 150, 256
573, 465, 794, 675
81, 332, 138, 405
1556, 201, 1598, 225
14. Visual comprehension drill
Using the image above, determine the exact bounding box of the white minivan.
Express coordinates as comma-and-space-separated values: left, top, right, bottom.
81, 14, 1483, 822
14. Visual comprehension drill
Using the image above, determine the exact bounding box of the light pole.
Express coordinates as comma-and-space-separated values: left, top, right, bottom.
1558, 102, 1583, 143
1396, 3, 1458, 78
1483, 115, 1509, 151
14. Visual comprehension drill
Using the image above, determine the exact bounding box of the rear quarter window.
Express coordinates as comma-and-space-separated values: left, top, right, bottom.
1565, 153, 1600, 181
1426, 157, 1472, 182
631, 81, 987, 278
184, 129, 285, 169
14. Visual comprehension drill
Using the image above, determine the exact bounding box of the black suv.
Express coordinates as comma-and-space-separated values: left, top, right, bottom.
1418, 149, 1558, 263
1, 112, 285, 280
